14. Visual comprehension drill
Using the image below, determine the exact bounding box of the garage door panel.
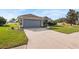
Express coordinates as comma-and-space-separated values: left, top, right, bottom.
23, 20, 41, 28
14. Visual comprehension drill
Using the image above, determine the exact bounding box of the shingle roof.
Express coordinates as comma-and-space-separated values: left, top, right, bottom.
18, 14, 51, 21
18, 14, 43, 20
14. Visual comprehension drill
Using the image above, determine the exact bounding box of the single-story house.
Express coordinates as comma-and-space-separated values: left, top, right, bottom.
9, 19, 16, 23
17, 14, 51, 28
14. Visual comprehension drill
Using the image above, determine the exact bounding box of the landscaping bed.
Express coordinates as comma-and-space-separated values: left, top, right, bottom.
0, 23, 28, 49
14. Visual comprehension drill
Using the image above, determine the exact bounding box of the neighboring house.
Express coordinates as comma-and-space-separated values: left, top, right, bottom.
17, 14, 51, 28
9, 19, 16, 23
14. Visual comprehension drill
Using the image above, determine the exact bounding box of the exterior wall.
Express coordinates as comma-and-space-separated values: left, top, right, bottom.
40, 20, 44, 27
22, 19, 42, 28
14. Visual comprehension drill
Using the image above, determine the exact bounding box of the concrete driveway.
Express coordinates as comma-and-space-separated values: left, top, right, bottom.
24, 28, 79, 49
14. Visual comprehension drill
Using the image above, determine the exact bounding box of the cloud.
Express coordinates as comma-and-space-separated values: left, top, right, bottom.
0, 9, 28, 21
31, 9, 69, 19
0, 9, 78, 21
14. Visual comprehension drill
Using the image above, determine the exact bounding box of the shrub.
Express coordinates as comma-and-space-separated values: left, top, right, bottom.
0, 16, 6, 26
48, 21, 57, 26
11, 27, 15, 30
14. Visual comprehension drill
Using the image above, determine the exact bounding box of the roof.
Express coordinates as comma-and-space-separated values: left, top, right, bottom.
17, 14, 51, 21
18, 14, 43, 20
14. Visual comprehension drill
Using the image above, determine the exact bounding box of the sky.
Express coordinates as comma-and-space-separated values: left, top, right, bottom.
0, 9, 79, 21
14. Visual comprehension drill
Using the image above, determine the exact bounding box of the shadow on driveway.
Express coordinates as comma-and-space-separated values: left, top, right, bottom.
24, 28, 48, 32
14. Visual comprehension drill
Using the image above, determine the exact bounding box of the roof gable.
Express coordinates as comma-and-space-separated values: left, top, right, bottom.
19, 14, 42, 20
18, 14, 51, 20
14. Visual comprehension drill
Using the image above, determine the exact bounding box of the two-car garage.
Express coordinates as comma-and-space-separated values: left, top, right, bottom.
23, 19, 41, 28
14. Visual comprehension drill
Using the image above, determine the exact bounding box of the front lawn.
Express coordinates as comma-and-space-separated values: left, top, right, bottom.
49, 25, 79, 34
0, 23, 28, 48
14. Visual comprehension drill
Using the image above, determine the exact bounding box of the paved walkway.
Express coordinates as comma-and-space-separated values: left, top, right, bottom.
24, 28, 79, 49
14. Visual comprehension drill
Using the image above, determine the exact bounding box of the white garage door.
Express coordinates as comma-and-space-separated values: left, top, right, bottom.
23, 20, 41, 28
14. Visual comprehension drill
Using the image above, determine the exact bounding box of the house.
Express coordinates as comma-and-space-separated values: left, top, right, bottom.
9, 19, 16, 23
17, 14, 51, 28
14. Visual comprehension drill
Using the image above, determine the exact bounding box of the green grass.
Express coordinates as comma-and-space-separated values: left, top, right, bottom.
49, 25, 79, 34
0, 23, 28, 49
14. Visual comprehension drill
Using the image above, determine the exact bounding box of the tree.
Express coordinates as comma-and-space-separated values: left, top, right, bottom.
55, 18, 67, 23
11, 18, 16, 21
0, 16, 6, 26
43, 16, 51, 27
9, 18, 16, 23
76, 12, 79, 24
66, 9, 78, 25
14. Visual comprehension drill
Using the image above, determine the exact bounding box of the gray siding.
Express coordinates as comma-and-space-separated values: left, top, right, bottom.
23, 19, 41, 28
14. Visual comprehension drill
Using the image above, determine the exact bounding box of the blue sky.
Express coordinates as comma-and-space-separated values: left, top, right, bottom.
0, 9, 79, 21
